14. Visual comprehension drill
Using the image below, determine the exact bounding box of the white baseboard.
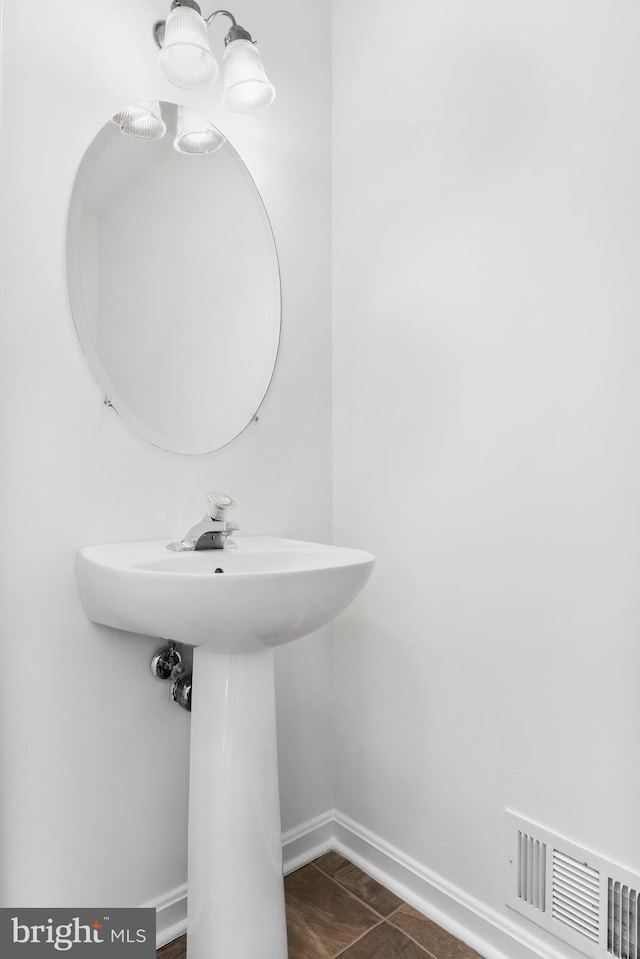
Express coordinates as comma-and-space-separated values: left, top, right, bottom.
282, 810, 335, 874
150, 809, 582, 959
144, 882, 188, 950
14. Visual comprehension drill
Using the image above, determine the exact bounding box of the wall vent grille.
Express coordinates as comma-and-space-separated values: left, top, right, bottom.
517, 830, 546, 911
552, 850, 600, 943
608, 880, 639, 959
506, 811, 640, 959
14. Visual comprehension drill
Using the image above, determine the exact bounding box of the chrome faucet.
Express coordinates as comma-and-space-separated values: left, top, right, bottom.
167, 492, 239, 551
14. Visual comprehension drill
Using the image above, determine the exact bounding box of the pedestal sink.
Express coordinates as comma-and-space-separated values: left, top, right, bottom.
76, 537, 374, 959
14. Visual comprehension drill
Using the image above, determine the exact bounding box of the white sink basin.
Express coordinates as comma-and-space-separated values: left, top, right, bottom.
77, 537, 374, 651
76, 535, 374, 959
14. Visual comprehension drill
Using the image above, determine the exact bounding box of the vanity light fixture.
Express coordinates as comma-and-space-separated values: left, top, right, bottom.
154, 0, 275, 113
174, 105, 226, 153
112, 101, 167, 139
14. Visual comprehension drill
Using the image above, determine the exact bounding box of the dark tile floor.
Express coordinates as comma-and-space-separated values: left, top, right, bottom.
157, 852, 485, 959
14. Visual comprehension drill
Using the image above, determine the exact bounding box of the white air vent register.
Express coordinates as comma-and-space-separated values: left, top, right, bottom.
506, 811, 639, 959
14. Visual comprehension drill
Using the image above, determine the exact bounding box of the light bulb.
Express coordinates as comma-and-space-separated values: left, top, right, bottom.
223, 40, 275, 113
112, 101, 166, 140
174, 106, 225, 154
159, 5, 218, 90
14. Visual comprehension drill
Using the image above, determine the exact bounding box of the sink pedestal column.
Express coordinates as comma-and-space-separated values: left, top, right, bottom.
187, 646, 287, 959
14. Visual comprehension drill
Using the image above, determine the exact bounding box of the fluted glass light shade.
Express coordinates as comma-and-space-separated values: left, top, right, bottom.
174, 106, 225, 154
112, 101, 166, 139
159, 5, 218, 89
223, 39, 276, 113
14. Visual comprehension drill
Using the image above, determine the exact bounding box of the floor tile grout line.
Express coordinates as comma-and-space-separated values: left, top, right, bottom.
331, 917, 386, 959
310, 859, 399, 922
308, 862, 389, 923
310, 858, 447, 959
384, 920, 434, 958
386, 914, 443, 959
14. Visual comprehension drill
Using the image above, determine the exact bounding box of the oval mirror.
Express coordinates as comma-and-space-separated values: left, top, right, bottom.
67, 102, 281, 454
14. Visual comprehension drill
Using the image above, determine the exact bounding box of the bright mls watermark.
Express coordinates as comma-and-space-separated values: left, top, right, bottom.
0, 909, 156, 958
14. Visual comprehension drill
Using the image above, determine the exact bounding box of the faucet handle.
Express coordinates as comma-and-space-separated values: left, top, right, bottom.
206, 491, 235, 521
165, 494, 238, 552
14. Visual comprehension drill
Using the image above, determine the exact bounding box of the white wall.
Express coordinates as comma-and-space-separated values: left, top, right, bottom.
332, 0, 640, 945
0, 0, 332, 911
